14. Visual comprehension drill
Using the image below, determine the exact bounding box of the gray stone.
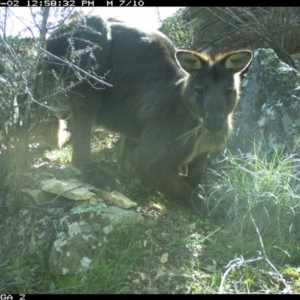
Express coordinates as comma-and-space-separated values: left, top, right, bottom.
228, 48, 300, 156
48, 204, 144, 276
41, 178, 96, 201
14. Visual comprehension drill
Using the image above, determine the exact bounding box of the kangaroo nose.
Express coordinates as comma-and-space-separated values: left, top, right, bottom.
205, 114, 224, 132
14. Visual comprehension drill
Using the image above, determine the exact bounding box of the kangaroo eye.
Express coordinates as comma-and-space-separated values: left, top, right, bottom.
196, 87, 205, 95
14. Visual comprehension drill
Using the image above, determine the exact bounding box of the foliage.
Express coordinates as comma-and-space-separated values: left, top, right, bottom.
198, 7, 299, 67
215, 7, 299, 67
160, 8, 195, 49
0, 8, 78, 210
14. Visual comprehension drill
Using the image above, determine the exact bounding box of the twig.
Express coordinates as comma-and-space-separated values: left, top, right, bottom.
36, 184, 86, 205
41, 47, 113, 88
218, 196, 293, 294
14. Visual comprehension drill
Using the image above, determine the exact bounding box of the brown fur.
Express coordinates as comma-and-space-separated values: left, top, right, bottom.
40, 15, 252, 215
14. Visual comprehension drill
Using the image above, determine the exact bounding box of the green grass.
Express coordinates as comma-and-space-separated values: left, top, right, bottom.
1, 133, 300, 293
44, 144, 73, 166
198, 143, 300, 293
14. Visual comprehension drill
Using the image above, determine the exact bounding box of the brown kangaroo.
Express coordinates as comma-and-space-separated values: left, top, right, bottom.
40, 15, 252, 215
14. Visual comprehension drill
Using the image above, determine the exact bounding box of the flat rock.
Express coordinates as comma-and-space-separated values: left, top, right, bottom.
96, 189, 137, 209
41, 178, 96, 201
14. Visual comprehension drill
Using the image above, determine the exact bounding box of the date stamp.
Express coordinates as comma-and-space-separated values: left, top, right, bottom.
0, 1, 19, 6
118, 0, 144, 6
0, 0, 146, 6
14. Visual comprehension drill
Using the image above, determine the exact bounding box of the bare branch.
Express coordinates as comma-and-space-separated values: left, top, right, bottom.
40, 47, 113, 88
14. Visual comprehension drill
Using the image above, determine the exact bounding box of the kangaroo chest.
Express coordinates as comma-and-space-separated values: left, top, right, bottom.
183, 127, 228, 165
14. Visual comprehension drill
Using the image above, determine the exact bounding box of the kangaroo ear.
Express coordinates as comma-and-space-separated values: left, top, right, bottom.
223, 50, 253, 74
176, 50, 204, 74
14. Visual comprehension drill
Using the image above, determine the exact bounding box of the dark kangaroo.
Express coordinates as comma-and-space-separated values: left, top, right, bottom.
41, 15, 253, 215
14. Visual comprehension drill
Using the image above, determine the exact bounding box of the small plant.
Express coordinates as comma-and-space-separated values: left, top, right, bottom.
44, 144, 72, 165
90, 132, 119, 170
127, 179, 153, 199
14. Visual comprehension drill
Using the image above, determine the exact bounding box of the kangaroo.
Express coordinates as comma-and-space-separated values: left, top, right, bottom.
40, 15, 252, 215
